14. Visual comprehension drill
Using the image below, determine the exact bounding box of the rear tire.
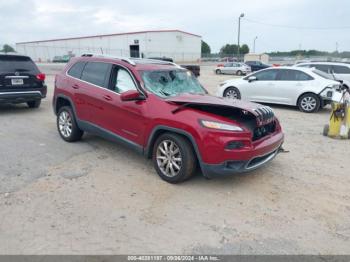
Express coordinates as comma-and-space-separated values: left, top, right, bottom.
224, 87, 241, 99
152, 133, 196, 183
57, 106, 83, 142
298, 93, 320, 113
216, 69, 222, 75
27, 100, 41, 108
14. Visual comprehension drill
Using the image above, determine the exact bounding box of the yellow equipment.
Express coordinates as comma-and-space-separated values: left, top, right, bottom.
323, 88, 350, 139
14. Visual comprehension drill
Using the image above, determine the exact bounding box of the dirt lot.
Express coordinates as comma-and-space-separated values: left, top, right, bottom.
0, 64, 349, 254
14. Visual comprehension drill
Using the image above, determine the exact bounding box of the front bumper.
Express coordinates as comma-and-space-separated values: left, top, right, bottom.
0, 89, 46, 104
200, 132, 284, 178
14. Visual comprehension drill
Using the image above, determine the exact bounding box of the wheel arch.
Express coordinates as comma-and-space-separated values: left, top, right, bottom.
145, 126, 202, 164
296, 91, 320, 106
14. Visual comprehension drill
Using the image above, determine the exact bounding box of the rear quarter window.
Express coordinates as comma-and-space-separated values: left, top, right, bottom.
0, 55, 39, 73
67, 62, 86, 79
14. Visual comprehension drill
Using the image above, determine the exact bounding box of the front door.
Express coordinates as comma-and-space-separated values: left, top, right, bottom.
98, 65, 147, 146
241, 69, 279, 103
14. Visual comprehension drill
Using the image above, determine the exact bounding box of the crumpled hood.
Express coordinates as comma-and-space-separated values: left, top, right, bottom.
166, 94, 275, 126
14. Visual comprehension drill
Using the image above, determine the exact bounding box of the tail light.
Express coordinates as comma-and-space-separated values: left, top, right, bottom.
36, 73, 46, 81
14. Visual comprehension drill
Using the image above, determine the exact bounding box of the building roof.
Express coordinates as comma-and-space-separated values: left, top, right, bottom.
16, 30, 202, 44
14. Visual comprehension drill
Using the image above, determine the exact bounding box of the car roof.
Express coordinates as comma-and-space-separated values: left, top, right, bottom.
75, 54, 181, 71
297, 61, 350, 67
257, 66, 313, 73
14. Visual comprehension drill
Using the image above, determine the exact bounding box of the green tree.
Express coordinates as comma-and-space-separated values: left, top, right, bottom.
240, 44, 249, 55
201, 40, 211, 56
219, 44, 249, 57
1, 44, 15, 53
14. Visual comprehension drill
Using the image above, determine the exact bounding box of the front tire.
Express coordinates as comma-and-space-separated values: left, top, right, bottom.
298, 93, 320, 113
224, 87, 241, 99
57, 106, 83, 142
27, 100, 41, 108
152, 133, 196, 183
236, 70, 243, 76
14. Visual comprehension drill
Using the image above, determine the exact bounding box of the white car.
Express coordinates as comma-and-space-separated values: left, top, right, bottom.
295, 62, 350, 84
215, 62, 251, 76
217, 67, 340, 113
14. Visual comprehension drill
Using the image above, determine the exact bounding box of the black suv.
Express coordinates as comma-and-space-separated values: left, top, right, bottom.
0, 54, 47, 108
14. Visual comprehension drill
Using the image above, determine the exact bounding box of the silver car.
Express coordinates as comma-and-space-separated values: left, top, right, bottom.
215, 62, 251, 76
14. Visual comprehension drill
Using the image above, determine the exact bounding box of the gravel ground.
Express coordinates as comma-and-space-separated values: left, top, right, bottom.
0, 64, 349, 254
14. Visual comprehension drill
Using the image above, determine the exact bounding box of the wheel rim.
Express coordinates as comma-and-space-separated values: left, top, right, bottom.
156, 140, 182, 177
216, 70, 221, 74
225, 88, 239, 99
237, 71, 242, 75
301, 96, 317, 111
58, 111, 73, 138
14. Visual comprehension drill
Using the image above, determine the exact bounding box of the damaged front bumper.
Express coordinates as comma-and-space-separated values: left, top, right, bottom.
200, 133, 284, 178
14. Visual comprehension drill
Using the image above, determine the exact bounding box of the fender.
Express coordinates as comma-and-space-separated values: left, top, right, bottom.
145, 125, 204, 170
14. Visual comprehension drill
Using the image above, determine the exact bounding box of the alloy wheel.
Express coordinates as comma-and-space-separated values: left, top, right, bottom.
300, 96, 317, 111
58, 111, 73, 138
156, 140, 182, 177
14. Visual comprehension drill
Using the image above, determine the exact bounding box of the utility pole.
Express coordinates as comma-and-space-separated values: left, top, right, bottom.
237, 13, 245, 61
253, 36, 258, 53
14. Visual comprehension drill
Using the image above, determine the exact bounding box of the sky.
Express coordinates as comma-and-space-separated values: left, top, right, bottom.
1, 0, 349, 53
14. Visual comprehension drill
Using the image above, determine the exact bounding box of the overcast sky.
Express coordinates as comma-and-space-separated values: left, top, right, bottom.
1, 0, 349, 53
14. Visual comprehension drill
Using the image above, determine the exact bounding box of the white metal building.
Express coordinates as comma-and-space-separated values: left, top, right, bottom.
15, 30, 202, 63
244, 53, 270, 64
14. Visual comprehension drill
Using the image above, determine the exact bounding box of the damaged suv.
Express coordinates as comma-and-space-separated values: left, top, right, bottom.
53, 55, 284, 183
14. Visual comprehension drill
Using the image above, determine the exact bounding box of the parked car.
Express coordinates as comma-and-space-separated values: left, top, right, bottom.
215, 62, 251, 75
245, 61, 270, 72
53, 54, 284, 183
217, 67, 340, 113
295, 62, 350, 85
148, 57, 200, 77
52, 55, 73, 63
0, 53, 47, 108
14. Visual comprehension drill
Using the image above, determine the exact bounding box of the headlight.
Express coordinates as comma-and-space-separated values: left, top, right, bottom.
200, 120, 243, 132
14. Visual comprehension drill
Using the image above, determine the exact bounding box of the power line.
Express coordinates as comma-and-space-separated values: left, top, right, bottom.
244, 18, 350, 30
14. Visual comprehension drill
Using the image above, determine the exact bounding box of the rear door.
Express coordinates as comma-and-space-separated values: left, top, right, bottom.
76, 61, 112, 124
272, 69, 314, 104
0, 55, 43, 92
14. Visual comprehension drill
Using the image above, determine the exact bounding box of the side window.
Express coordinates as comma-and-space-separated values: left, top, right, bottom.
314, 64, 331, 73
67, 62, 86, 79
224, 63, 233, 67
114, 68, 137, 93
253, 69, 278, 81
81, 62, 111, 87
332, 65, 350, 74
276, 70, 312, 81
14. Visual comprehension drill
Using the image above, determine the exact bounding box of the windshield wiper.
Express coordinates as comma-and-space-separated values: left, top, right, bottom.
159, 90, 171, 97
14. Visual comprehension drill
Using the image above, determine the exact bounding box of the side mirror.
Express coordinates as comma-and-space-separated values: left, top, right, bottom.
120, 90, 145, 102
248, 76, 257, 82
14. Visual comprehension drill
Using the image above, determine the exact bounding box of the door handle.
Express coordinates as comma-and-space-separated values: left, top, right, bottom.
103, 95, 112, 101
72, 84, 80, 89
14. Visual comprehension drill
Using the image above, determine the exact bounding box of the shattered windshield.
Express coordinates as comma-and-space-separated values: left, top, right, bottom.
141, 70, 206, 97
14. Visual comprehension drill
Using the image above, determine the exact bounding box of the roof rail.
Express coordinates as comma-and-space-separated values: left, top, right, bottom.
131, 58, 182, 68
81, 53, 136, 66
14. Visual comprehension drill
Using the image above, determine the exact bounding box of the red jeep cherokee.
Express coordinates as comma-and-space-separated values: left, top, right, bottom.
53, 55, 284, 183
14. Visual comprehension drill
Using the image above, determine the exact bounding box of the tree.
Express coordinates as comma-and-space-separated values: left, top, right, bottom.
240, 44, 249, 55
219, 44, 249, 57
1, 44, 15, 53
201, 40, 211, 56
